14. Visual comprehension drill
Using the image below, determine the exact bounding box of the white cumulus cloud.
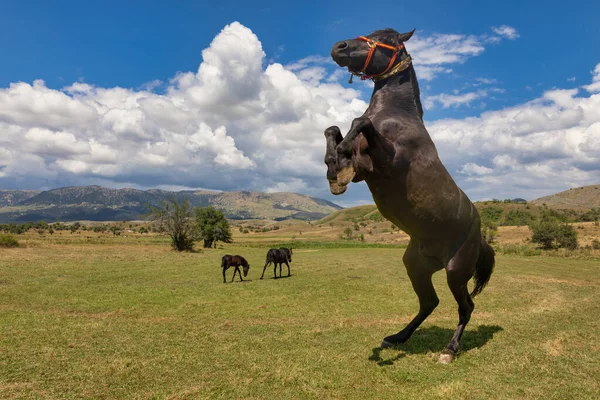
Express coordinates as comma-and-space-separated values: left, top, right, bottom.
0, 21, 598, 205
492, 25, 520, 40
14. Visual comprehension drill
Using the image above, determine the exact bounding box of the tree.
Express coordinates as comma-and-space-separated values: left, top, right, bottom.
150, 197, 196, 251
481, 220, 498, 244
343, 227, 353, 239
530, 220, 578, 250
195, 206, 232, 248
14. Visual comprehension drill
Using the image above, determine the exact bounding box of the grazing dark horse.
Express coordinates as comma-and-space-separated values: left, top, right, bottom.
324, 28, 495, 363
260, 247, 293, 279
221, 255, 250, 283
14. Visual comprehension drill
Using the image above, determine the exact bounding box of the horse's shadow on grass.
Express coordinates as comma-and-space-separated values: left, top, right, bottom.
369, 325, 503, 366
263, 275, 293, 280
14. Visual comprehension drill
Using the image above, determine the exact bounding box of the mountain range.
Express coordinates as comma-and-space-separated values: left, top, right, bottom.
1, 184, 598, 223
0, 185, 342, 223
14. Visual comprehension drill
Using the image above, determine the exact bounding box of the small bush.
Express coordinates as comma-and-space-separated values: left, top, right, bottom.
0, 234, 19, 248
592, 239, 600, 250
530, 220, 578, 250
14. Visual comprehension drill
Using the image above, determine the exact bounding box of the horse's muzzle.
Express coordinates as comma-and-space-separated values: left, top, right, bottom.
330, 41, 351, 67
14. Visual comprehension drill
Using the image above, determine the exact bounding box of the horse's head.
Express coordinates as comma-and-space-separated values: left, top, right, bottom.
330, 28, 415, 80
242, 258, 250, 277
287, 248, 293, 262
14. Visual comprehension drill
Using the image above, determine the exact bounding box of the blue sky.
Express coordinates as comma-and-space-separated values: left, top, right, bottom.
1, 0, 600, 206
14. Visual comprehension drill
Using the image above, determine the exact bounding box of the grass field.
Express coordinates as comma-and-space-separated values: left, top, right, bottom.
1, 233, 600, 399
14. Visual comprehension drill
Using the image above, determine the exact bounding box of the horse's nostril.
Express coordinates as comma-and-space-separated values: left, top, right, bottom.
337, 42, 348, 50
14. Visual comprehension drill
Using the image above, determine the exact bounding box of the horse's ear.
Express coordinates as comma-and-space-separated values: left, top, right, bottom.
397, 29, 416, 43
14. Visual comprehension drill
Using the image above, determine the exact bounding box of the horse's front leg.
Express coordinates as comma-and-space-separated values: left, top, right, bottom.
324, 126, 346, 195
260, 261, 270, 280
337, 117, 396, 186
231, 267, 238, 283
335, 117, 375, 186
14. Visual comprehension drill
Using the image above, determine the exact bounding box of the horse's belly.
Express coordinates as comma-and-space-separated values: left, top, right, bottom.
369, 181, 461, 239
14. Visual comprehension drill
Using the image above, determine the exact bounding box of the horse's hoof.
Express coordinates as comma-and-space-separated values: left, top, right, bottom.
337, 166, 356, 186
328, 180, 347, 195
380, 340, 396, 349
439, 350, 455, 364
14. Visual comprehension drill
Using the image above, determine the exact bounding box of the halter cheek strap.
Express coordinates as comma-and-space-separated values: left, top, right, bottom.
348, 36, 410, 83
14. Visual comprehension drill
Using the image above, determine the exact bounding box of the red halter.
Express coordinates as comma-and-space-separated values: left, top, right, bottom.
352, 36, 405, 81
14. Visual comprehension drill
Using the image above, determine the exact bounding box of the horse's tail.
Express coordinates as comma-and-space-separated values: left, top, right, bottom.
221, 256, 227, 270
471, 238, 495, 297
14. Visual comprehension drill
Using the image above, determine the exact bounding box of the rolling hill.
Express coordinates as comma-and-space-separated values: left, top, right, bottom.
0, 186, 342, 223
313, 184, 600, 227
530, 185, 600, 210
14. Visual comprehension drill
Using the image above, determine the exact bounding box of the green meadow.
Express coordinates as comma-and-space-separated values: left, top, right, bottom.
1, 233, 599, 399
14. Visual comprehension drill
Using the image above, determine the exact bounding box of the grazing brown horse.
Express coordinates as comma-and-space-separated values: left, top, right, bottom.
324, 28, 495, 363
221, 255, 250, 283
260, 247, 293, 279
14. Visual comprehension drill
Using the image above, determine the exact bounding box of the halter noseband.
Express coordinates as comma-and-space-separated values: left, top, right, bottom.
348, 36, 411, 83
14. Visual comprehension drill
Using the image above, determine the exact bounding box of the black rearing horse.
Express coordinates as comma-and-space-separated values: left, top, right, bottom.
221, 255, 250, 283
324, 28, 495, 363
260, 247, 293, 279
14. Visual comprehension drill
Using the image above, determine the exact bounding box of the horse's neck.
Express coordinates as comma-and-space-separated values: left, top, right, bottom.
370, 65, 423, 121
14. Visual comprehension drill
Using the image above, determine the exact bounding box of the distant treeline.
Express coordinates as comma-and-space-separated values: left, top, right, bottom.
0, 221, 151, 235
480, 206, 600, 227
487, 198, 528, 204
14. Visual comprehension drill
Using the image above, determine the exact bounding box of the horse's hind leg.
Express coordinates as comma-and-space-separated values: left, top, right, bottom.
222, 267, 227, 284
382, 241, 442, 348
439, 238, 478, 363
